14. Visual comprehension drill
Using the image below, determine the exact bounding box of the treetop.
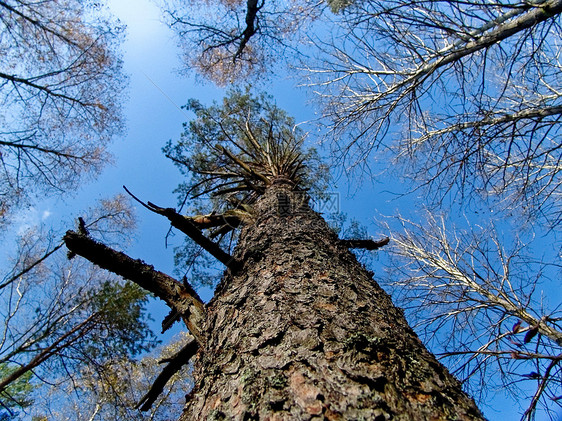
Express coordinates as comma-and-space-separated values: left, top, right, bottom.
164, 88, 329, 215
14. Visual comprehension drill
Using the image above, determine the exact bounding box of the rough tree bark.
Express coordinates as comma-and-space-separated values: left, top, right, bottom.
180, 179, 484, 420
64, 90, 486, 419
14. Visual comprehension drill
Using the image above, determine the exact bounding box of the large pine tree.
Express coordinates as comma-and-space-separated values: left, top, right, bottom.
65, 90, 484, 420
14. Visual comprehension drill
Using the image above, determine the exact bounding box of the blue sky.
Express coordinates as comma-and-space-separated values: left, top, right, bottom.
14, 0, 559, 419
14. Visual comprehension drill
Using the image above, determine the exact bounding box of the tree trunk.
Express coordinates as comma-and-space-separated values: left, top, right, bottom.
180, 181, 484, 420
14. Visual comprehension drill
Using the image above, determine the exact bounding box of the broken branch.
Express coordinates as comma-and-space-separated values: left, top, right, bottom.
147, 203, 239, 269
63, 231, 206, 344
339, 237, 390, 250
123, 186, 239, 270
136, 335, 199, 411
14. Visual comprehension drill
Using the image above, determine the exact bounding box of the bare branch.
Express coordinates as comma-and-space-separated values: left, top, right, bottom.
306, 0, 562, 224
0, 0, 125, 227
0, 314, 98, 395
136, 336, 198, 411
339, 237, 390, 250
385, 213, 562, 415
233, 0, 264, 60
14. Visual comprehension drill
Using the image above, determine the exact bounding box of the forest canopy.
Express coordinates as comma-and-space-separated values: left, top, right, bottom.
1, 0, 562, 419
0, 0, 125, 228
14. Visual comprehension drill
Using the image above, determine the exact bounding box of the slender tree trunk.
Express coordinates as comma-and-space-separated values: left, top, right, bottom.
180, 181, 484, 420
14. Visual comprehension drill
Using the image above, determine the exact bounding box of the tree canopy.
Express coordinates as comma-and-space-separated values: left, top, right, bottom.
0, 0, 125, 228
162, 0, 327, 84
2, 0, 562, 419
0, 196, 158, 418
165, 88, 328, 207
306, 0, 562, 224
